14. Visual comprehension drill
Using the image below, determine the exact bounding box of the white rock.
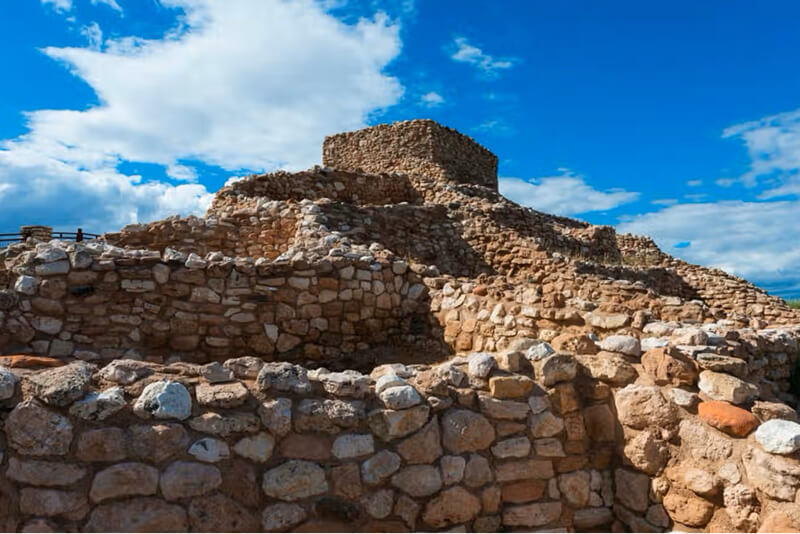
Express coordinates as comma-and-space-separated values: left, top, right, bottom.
69, 386, 126, 421
525, 341, 555, 361
379, 385, 422, 410
375, 374, 407, 395
133, 380, 192, 420
698, 370, 759, 405
184, 253, 207, 269
0, 367, 19, 400
233, 432, 275, 463
668, 388, 699, 408
599, 335, 641, 357
332, 434, 375, 459
754, 419, 800, 455
14, 275, 38, 296
641, 337, 669, 351
189, 438, 230, 462
468, 352, 495, 378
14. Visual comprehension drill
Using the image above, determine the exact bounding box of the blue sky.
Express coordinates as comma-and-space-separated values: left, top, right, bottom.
1, 0, 799, 298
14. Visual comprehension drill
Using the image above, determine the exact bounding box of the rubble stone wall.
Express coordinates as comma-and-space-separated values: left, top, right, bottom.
0, 244, 432, 364
323, 119, 499, 190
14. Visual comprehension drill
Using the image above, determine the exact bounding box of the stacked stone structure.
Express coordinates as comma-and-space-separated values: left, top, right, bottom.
0, 120, 799, 532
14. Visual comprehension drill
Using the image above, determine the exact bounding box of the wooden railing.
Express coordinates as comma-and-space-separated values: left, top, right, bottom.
0, 229, 102, 247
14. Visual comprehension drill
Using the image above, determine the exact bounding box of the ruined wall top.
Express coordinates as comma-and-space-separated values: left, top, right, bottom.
322, 119, 499, 190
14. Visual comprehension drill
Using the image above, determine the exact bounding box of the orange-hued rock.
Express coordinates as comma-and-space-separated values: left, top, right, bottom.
0, 355, 65, 368
698, 401, 759, 437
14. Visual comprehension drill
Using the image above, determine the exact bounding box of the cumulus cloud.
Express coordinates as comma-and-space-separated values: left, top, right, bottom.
91, 0, 123, 13
618, 200, 800, 286
450, 37, 515, 77
41, 0, 73, 13
723, 108, 800, 196
2, 0, 403, 232
499, 171, 639, 216
420, 91, 444, 107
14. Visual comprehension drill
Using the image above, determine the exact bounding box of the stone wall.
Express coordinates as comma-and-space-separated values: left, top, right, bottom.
323, 120, 499, 191
1, 328, 798, 532
0, 242, 433, 364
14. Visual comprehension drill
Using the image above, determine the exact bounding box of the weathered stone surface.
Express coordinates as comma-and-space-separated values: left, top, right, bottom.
615, 468, 650, 512
0, 366, 19, 399
262, 503, 307, 532
195, 381, 249, 408
379, 385, 422, 409
362, 450, 402, 485
696, 353, 748, 378
532, 353, 577, 387
698, 400, 759, 437
422, 486, 481, 528
598, 335, 641, 356
279, 432, 331, 460
331, 463, 363, 500
463, 454, 493, 487
641, 347, 698, 386
259, 398, 292, 436
396, 418, 442, 463
90, 462, 159, 503
666, 466, 718, 498
6, 399, 72, 456
160, 461, 222, 500
188, 493, 259, 532
741, 445, 800, 500
189, 411, 260, 436
501, 479, 546, 504
295, 398, 365, 434
6, 457, 87, 487
583, 404, 616, 442
754, 418, 800, 454
467, 352, 496, 378
489, 375, 535, 398
698, 370, 759, 405
391, 465, 443, 497
577, 353, 637, 386
678, 418, 733, 461
362, 489, 395, 519
622, 429, 669, 474
129, 423, 189, 463
75, 427, 127, 462
262, 460, 328, 500
573, 507, 613, 529
495, 459, 554, 482
189, 437, 231, 463
751, 400, 799, 423
478, 393, 529, 420
19, 488, 88, 519
614, 384, 678, 429
668, 387, 699, 408
332, 434, 374, 459
368, 405, 430, 441
491, 436, 531, 458
256, 362, 311, 394
558, 470, 590, 507
316, 369, 371, 398
441, 409, 496, 453
133, 380, 192, 420
26, 361, 93, 406
441, 455, 466, 486
69, 386, 126, 421
529, 410, 564, 437
96, 359, 154, 385
662, 489, 714, 527
233, 432, 275, 463
502, 502, 562, 527
84, 497, 187, 532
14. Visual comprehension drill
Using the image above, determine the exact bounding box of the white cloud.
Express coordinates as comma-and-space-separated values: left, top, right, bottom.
652, 198, 677, 206
42, 0, 73, 13
420, 91, 444, 107
686, 179, 702, 187
499, 171, 639, 216
1, 0, 403, 232
450, 37, 515, 77
91, 0, 123, 13
80, 22, 103, 50
473, 118, 514, 135
723, 107, 800, 196
618, 200, 800, 285
166, 164, 198, 182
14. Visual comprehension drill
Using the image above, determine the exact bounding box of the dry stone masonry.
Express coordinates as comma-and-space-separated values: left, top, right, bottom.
0, 119, 799, 532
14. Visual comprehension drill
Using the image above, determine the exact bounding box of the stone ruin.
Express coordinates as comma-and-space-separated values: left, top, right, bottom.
0, 118, 799, 532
